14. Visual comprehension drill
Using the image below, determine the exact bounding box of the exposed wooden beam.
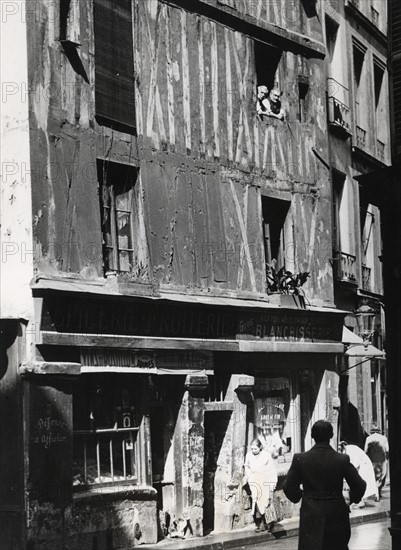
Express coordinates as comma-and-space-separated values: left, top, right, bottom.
159, 0, 326, 59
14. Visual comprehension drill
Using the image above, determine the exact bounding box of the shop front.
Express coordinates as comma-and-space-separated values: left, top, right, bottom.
1, 287, 346, 549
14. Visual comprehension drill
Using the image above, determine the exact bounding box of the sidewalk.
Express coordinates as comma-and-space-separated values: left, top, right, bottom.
139, 486, 390, 550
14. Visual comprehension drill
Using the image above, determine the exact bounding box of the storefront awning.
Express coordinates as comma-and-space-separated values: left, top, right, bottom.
342, 327, 385, 357
345, 344, 385, 358
342, 326, 363, 344
238, 341, 344, 353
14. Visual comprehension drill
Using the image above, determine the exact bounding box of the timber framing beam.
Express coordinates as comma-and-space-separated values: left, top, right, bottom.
20, 361, 81, 376
39, 331, 344, 354
160, 0, 326, 59
40, 331, 240, 351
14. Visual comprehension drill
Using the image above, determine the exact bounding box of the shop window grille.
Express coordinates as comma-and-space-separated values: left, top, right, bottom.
206, 373, 230, 402
73, 426, 139, 486
73, 376, 142, 488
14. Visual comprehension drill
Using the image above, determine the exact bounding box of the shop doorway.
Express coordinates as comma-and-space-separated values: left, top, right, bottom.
202, 411, 232, 535
149, 375, 185, 539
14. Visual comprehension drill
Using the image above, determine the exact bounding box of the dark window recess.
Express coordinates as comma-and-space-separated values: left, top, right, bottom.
298, 80, 309, 122
73, 375, 142, 488
300, 0, 317, 18
332, 170, 345, 254
325, 16, 339, 63
353, 45, 364, 87
98, 160, 138, 273
262, 196, 290, 269
373, 61, 384, 108
60, 0, 71, 41
94, 0, 136, 130
254, 41, 282, 90
353, 41, 366, 95
59, 0, 89, 82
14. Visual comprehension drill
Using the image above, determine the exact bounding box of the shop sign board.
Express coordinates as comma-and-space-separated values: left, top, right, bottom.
41, 296, 344, 343
27, 384, 72, 505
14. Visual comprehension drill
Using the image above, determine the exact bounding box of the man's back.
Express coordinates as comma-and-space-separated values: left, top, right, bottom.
283, 442, 366, 550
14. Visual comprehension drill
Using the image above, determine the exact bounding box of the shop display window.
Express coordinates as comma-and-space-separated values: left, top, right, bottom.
254, 377, 298, 470
73, 375, 142, 488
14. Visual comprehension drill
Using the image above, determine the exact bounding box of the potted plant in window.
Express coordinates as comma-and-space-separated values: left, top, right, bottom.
266, 263, 310, 309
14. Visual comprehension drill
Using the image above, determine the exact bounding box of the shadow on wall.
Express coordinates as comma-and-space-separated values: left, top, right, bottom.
149, 375, 187, 541
339, 375, 368, 448
203, 410, 233, 535
299, 369, 325, 450
0, 320, 25, 550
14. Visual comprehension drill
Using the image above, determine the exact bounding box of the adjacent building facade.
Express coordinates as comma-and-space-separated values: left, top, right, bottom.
324, 0, 389, 446
0, 1, 390, 549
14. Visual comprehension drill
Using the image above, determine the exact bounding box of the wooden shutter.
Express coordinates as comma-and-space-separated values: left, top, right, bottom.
94, 0, 135, 129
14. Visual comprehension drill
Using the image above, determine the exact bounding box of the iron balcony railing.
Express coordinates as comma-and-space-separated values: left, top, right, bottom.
362, 265, 372, 292
327, 78, 352, 134
356, 125, 367, 149
328, 97, 352, 133
377, 140, 385, 163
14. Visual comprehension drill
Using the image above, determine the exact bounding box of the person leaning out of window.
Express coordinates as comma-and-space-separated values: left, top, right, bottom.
257, 86, 285, 121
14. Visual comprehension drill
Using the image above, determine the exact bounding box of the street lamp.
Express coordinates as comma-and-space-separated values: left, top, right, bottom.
355, 301, 376, 349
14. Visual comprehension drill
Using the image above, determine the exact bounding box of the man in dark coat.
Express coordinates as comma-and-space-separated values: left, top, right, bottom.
283, 420, 366, 550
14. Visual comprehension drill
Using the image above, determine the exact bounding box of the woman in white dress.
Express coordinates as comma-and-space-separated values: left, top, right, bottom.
244, 438, 278, 531
339, 441, 378, 507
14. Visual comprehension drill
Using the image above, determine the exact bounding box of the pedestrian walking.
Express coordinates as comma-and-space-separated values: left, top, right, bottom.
244, 438, 278, 532
338, 441, 378, 506
364, 425, 389, 500
283, 420, 366, 550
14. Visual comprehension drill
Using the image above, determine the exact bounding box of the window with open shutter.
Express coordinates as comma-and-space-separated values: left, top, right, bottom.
93, 0, 136, 131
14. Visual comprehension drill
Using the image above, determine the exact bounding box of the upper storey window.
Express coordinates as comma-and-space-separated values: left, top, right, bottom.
254, 41, 285, 121
60, 0, 80, 43
93, 0, 136, 131
262, 196, 291, 272
373, 57, 388, 163
352, 38, 368, 149
98, 160, 142, 274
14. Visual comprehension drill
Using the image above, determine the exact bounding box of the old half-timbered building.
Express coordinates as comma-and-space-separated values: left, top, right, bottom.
1, 1, 351, 548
